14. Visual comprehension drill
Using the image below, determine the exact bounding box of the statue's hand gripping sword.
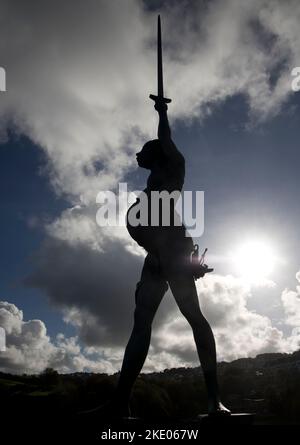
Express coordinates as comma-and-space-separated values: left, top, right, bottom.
149, 15, 171, 105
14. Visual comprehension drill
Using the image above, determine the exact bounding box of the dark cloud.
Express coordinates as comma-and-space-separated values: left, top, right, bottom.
25, 237, 142, 346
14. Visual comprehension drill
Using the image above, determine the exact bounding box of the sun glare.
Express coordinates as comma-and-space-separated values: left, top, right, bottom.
233, 240, 276, 284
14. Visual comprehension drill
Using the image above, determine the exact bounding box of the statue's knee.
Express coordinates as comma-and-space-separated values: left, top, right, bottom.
135, 279, 168, 305
182, 308, 205, 330
191, 315, 208, 334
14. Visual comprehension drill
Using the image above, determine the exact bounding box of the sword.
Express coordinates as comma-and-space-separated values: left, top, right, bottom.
149, 15, 171, 105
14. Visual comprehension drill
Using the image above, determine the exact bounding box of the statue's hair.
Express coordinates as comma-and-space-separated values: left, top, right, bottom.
142, 139, 166, 166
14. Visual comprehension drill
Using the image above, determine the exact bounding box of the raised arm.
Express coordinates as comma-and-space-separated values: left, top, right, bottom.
154, 100, 184, 164
156, 101, 171, 140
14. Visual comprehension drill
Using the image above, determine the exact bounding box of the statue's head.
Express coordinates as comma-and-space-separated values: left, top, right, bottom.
136, 139, 165, 170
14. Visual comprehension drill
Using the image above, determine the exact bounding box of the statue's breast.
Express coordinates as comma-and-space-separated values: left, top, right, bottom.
147, 164, 184, 193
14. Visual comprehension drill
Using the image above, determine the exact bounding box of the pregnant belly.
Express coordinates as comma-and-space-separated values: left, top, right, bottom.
126, 201, 156, 248
126, 201, 193, 252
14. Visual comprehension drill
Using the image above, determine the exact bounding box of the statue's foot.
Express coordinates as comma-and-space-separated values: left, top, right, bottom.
78, 398, 131, 420
208, 400, 231, 416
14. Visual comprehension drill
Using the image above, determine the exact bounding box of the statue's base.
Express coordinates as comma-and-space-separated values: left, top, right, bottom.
197, 413, 254, 425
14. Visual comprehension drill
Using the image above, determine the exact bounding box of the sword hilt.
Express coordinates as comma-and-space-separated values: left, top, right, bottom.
149, 94, 172, 104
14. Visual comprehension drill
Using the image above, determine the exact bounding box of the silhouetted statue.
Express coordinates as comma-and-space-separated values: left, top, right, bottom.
114, 16, 230, 418
83, 16, 230, 420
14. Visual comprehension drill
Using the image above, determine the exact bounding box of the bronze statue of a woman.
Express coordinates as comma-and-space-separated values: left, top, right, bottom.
110, 16, 230, 418
86, 16, 230, 420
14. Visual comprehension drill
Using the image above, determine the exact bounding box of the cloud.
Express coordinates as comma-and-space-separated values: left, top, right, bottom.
1, 0, 297, 257
1, 0, 299, 248
0, 301, 120, 374
1, 0, 299, 206
25, 237, 142, 347
2, 271, 300, 374
281, 271, 300, 327
0, 0, 154, 203
26, 239, 300, 371
149, 273, 300, 366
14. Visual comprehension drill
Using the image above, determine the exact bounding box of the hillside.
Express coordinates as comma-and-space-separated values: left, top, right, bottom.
1, 350, 300, 427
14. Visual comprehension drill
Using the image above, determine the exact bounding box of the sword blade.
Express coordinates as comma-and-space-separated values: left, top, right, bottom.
149, 15, 171, 104
157, 15, 164, 98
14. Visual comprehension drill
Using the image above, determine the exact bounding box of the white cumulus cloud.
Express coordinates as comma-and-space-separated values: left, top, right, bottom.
0, 301, 119, 374
281, 271, 300, 327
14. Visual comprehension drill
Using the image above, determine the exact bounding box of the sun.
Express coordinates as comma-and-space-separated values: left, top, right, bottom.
232, 240, 276, 284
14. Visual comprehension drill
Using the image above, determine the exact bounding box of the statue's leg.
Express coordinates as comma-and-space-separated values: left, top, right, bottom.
115, 252, 168, 405
160, 246, 230, 414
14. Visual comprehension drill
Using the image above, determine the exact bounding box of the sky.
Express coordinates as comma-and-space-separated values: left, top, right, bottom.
0, 0, 300, 374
